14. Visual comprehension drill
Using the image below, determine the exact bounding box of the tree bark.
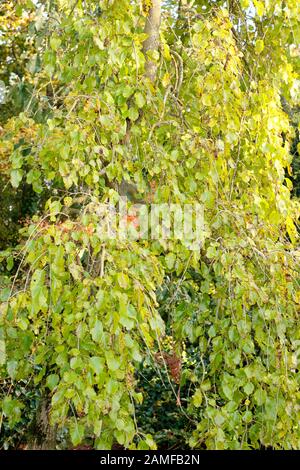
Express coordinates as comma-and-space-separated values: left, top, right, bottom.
26, 397, 57, 450
142, 0, 162, 82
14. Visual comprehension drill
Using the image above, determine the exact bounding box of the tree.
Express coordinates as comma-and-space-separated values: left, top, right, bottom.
0, 0, 299, 450
0, 1, 44, 251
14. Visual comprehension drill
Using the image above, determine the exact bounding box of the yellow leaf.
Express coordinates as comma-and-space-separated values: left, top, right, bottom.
286, 216, 298, 245
255, 39, 264, 54
254, 0, 265, 17
162, 72, 170, 88
202, 94, 212, 107
162, 42, 171, 61
241, 0, 250, 7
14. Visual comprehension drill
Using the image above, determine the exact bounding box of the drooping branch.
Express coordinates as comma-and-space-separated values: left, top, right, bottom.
142, 0, 162, 82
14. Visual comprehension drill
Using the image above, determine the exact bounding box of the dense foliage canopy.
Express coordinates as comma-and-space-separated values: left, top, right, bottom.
0, 0, 300, 450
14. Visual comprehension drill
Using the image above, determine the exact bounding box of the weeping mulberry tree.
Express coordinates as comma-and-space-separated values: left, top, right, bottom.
0, 0, 300, 450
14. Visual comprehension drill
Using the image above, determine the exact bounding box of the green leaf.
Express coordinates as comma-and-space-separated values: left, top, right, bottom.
70, 421, 85, 446
89, 356, 104, 375
2, 396, 23, 427
119, 315, 135, 330
6, 256, 14, 272
30, 270, 48, 314
244, 382, 254, 395
69, 262, 83, 280
0, 288, 10, 302
214, 412, 225, 426
192, 389, 203, 408
222, 383, 234, 400
117, 272, 129, 289
91, 319, 104, 343
138, 439, 150, 450
254, 388, 267, 405
0, 339, 5, 365
17, 317, 28, 331
50, 37, 61, 51
206, 245, 218, 259
11, 169, 23, 188
46, 374, 59, 391
135, 92, 146, 108
114, 429, 125, 445
94, 419, 103, 437
70, 356, 83, 370
7, 360, 18, 379
128, 107, 139, 122
165, 252, 176, 270
105, 351, 121, 371
122, 85, 133, 98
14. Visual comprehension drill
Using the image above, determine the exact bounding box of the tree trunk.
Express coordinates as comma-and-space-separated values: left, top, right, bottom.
26, 397, 57, 450
142, 0, 162, 82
